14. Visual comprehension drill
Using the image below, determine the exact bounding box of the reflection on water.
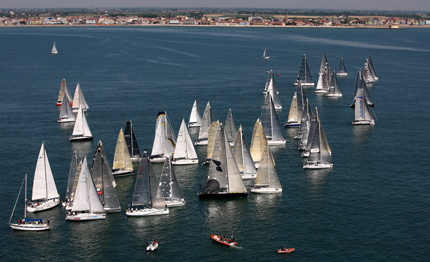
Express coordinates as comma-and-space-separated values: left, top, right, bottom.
71, 140, 94, 160
352, 125, 374, 146
252, 193, 282, 219
305, 169, 331, 193
67, 221, 108, 260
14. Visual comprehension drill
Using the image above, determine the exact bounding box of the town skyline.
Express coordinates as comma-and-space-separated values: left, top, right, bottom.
2, 0, 430, 12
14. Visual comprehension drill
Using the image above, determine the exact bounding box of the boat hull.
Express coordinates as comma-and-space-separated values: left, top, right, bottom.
326, 93, 342, 97
198, 191, 248, 199
211, 234, 237, 247
27, 197, 60, 213
166, 200, 186, 207
188, 122, 201, 127
276, 248, 295, 254
130, 156, 142, 162
294, 82, 314, 87
251, 187, 282, 193
241, 173, 257, 180
194, 139, 208, 146
294, 134, 302, 139
336, 72, 348, 77
284, 122, 300, 128
58, 118, 75, 123
303, 163, 333, 169
69, 136, 93, 142
267, 139, 286, 146
353, 120, 375, 126
112, 169, 135, 177
146, 242, 159, 251
126, 208, 169, 216
172, 158, 199, 165
10, 223, 50, 231
65, 212, 106, 221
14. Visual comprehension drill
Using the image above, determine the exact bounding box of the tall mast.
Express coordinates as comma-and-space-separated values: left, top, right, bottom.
44, 142, 48, 201
25, 173, 27, 219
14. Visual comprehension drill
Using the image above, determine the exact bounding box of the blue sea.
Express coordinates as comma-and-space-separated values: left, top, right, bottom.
0, 26, 429, 261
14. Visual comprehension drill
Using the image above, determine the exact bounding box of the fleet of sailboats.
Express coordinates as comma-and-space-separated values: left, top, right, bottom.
27, 142, 60, 213
126, 152, 169, 216
188, 100, 202, 127
294, 54, 314, 87
195, 102, 214, 145
159, 158, 186, 207
69, 105, 93, 142
112, 128, 135, 176
65, 157, 106, 221
9, 174, 51, 231
150, 111, 176, 163
124, 120, 142, 162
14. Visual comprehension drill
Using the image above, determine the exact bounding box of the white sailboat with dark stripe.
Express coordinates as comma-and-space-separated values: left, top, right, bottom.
294, 54, 314, 87
159, 158, 185, 207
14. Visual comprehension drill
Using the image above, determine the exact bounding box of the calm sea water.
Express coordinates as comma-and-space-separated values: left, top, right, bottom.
0, 26, 429, 261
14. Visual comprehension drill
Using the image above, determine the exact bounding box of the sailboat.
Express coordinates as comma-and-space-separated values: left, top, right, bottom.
296, 98, 312, 140
285, 92, 299, 127
159, 158, 186, 207
315, 62, 330, 93
72, 83, 89, 113
51, 41, 58, 54
363, 58, 376, 84
173, 118, 198, 165
263, 70, 278, 94
263, 47, 269, 59
150, 111, 176, 163
112, 128, 135, 176
56, 78, 72, 106
260, 92, 286, 145
294, 54, 314, 87
319, 53, 328, 74
188, 100, 202, 127
195, 102, 215, 146
69, 105, 93, 142
204, 120, 220, 165
65, 160, 82, 210
91, 141, 121, 212
351, 69, 373, 107
57, 94, 75, 123
303, 107, 333, 169
367, 54, 378, 81
251, 143, 282, 193
300, 107, 318, 157
198, 123, 248, 199
9, 174, 51, 231
225, 109, 237, 146
353, 87, 375, 125
65, 157, 106, 221
326, 71, 343, 97
126, 152, 169, 216
264, 72, 282, 110
336, 57, 348, 76
27, 142, 60, 213
233, 124, 257, 179
124, 120, 142, 162
63, 151, 78, 208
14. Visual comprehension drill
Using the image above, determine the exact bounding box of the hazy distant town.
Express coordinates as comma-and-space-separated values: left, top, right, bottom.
1, 8, 430, 28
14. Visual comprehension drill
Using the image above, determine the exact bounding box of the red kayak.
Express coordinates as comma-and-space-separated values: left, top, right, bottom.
211, 234, 237, 247
276, 247, 295, 254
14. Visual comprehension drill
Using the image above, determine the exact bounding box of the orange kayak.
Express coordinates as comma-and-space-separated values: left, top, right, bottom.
211, 234, 237, 247
276, 247, 295, 254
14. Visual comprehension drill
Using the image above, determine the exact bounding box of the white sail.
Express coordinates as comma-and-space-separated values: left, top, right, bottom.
173, 118, 198, 163
363, 59, 376, 83
72, 157, 105, 213
353, 88, 375, 125
188, 100, 202, 127
294, 54, 314, 86
32, 142, 59, 201
207, 121, 220, 160
159, 158, 185, 206
326, 71, 342, 97
57, 78, 72, 105
71, 105, 92, 139
72, 83, 89, 112
151, 112, 176, 161
263, 47, 269, 59
250, 119, 262, 164
58, 94, 75, 122
51, 42, 58, 54
196, 101, 214, 144
337, 57, 348, 76
260, 92, 285, 145
252, 143, 282, 192
367, 54, 378, 81
266, 75, 282, 110
224, 131, 247, 193
225, 109, 237, 145
113, 128, 134, 172
232, 125, 257, 179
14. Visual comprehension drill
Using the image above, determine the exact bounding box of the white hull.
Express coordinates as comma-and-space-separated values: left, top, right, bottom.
172, 158, 199, 165
65, 212, 106, 221
294, 82, 314, 87
336, 72, 348, 76
166, 200, 186, 207
241, 172, 257, 180
126, 208, 169, 216
72, 108, 87, 113
188, 122, 201, 127
27, 197, 60, 213
130, 156, 141, 162
274, 105, 282, 110
301, 151, 310, 158
303, 163, 333, 169
194, 139, 208, 146
10, 223, 50, 231
314, 90, 328, 93
149, 157, 167, 163
58, 118, 75, 123
251, 187, 282, 193
267, 139, 286, 145
326, 93, 342, 97
253, 162, 260, 169
69, 135, 93, 142
294, 134, 302, 139
284, 122, 300, 128
147, 242, 159, 251
112, 168, 135, 176
353, 120, 375, 126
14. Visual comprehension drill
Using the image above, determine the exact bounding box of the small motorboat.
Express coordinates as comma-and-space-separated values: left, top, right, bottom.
276, 246, 295, 254
146, 241, 158, 251
211, 234, 237, 247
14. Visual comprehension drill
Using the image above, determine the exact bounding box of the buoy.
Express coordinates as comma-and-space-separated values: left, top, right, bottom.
278, 73, 281, 76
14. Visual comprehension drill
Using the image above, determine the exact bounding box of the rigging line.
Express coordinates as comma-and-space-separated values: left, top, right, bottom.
9, 174, 26, 225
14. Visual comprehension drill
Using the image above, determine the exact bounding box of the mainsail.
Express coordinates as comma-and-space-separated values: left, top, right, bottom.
232, 125, 257, 178
72, 83, 89, 112
124, 120, 142, 160
151, 111, 176, 159
295, 54, 314, 86
159, 158, 185, 204
197, 102, 215, 143
113, 128, 134, 172
32, 142, 59, 201
260, 92, 285, 144
173, 118, 198, 162
352, 69, 373, 107
58, 94, 75, 122
65, 151, 78, 202
57, 78, 72, 105
225, 109, 237, 145
188, 100, 202, 127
